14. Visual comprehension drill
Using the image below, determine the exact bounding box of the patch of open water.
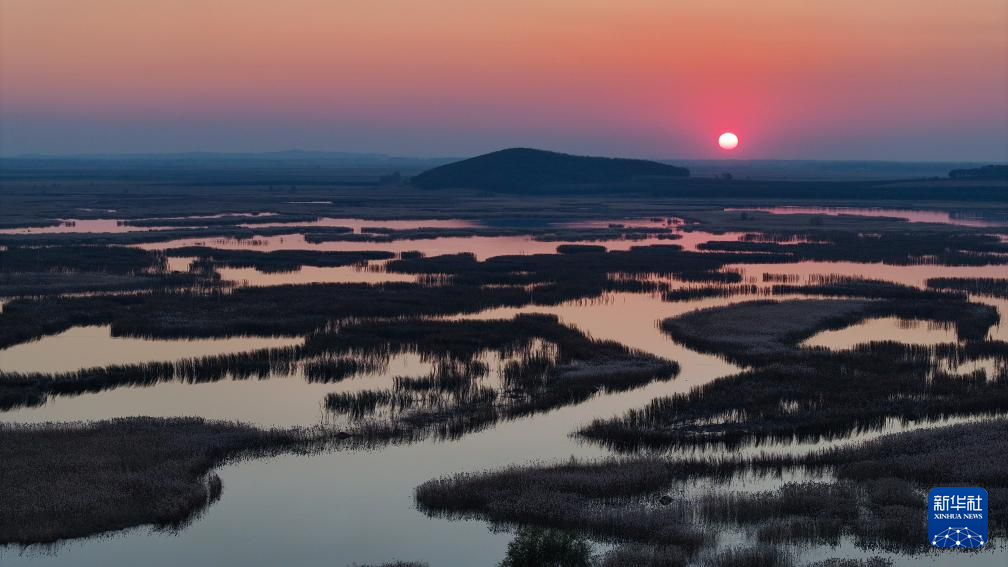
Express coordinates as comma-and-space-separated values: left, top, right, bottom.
0, 325, 301, 375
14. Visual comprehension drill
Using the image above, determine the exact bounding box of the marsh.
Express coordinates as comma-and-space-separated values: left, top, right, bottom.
0, 164, 1006, 567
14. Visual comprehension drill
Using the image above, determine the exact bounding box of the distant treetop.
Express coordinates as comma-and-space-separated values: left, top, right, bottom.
949, 165, 1008, 180
410, 147, 689, 192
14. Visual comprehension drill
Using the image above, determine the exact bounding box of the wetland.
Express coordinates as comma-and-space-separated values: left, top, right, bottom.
1, 165, 1006, 566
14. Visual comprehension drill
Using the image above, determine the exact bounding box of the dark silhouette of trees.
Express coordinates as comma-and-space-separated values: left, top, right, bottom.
949, 165, 1008, 179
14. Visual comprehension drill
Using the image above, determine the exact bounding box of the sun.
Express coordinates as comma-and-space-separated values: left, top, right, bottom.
718, 132, 739, 150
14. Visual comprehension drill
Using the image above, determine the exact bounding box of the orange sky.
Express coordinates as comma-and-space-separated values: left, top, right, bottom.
1, 0, 1006, 159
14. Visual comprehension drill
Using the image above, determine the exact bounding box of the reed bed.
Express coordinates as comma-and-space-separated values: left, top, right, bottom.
0, 244, 166, 274
582, 296, 1005, 450
416, 468, 706, 552
0, 417, 335, 544
698, 231, 1008, 266
317, 316, 677, 443
164, 247, 393, 272
0, 346, 303, 410
120, 213, 320, 228
580, 346, 1007, 450
0, 224, 359, 247
803, 558, 892, 567
416, 419, 1008, 559
0, 270, 223, 298
699, 545, 794, 567
660, 299, 873, 362
600, 543, 689, 567
0, 281, 559, 348
927, 277, 1008, 298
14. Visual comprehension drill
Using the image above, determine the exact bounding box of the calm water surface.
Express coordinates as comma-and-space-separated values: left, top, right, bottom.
0, 326, 301, 374
216, 263, 419, 287
0, 219, 179, 234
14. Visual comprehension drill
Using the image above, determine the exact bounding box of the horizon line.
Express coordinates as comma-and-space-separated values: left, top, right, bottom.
0, 149, 1002, 166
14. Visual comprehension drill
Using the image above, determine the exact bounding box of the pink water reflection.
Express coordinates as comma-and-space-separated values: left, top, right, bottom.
237, 217, 481, 232
0, 325, 301, 374
802, 317, 958, 349
0, 219, 177, 234
139, 232, 737, 260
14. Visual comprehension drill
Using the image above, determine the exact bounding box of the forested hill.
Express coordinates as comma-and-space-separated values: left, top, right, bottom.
410, 148, 690, 192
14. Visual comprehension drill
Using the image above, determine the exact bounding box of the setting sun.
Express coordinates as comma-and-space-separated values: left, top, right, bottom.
718, 132, 739, 150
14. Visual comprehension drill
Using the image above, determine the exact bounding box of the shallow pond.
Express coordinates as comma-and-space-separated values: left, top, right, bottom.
801, 317, 960, 349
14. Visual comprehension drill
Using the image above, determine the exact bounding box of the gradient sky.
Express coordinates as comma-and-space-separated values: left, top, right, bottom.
1, 0, 1006, 160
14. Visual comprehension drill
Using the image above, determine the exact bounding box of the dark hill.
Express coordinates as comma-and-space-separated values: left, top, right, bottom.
410, 148, 689, 192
